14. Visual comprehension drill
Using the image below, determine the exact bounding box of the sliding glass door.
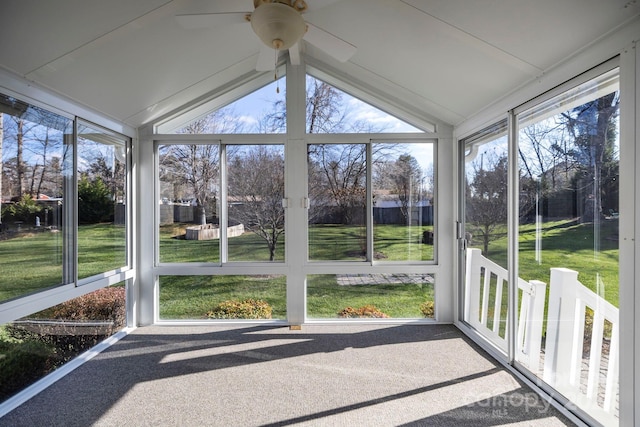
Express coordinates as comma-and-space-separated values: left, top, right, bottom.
515, 67, 620, 426
460, 120, 509, 353
460, 64, 620, 426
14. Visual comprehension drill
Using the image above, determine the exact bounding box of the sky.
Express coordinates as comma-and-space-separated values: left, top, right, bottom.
201, 75, 432, 171
226, 75, 423, 134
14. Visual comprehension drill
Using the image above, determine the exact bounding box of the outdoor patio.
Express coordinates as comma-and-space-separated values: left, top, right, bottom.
0, 324, 575, 427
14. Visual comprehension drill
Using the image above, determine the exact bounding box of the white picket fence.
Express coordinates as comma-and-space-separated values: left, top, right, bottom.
465, 248, 619, 426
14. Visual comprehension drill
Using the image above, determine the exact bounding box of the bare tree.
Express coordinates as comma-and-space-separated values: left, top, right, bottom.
466, 152, 508, 255
160, 108, 245, 225
309, 143, 367, 225
390, 154, 422, 224
228, 145, 285, 261
560, 93, 619, 222
159, 144, 219, 225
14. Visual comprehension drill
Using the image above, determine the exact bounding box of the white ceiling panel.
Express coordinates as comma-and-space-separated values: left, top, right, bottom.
0, 0, 173, 74
25, 9, 262, 122
1, 0, 637, 128
402, 0, 640, 70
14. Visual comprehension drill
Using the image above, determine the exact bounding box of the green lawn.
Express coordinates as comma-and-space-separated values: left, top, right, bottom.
159, 275, 287, 319
307, 274, 434, 318
0, 229, 63, 302
2, 219, 619, 320
309, 223, 434, 261
159, 223, 284, 262
475, 218, 619, 307
0, 224, 125, 303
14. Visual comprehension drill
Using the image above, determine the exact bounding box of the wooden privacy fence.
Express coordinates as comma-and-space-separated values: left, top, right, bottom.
465, 248, 619, 426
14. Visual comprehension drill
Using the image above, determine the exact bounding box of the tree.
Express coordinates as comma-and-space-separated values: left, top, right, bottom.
159, 144, 219, 225
518, 121, 570, 221
560, 92, 619, 222
160, 108, 244, 225
227, 146, 285, 261
306, 78, 347, 133
87, 155, 125, 203
466, 153, 508, 255
309, 143, 367, 225
390, 154, 422, 224
78, 175, 113, 224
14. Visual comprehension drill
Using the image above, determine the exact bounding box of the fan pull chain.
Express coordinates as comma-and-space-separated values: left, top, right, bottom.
274, 48, 280, 93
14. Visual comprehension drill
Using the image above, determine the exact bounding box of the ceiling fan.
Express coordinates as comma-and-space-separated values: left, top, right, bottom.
176, 0, 357, 71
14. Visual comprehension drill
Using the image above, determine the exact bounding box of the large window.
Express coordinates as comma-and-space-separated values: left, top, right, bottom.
308, 143, 367, 261
158, 143, 221, 263
77, 122, 127, 280
0, 94, 131, 406
153, 69, 437, 323
373, 142, 434, 262
157, 143, 285, 264
0, 95, 73, 302
461, 122, 509, 338
308, 141, 435, 262
227, 144, 285, 262
516, 68, 620, 425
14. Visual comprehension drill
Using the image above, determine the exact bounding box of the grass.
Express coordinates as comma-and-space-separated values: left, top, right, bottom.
78, 223, 126, 278
159, 223, 284, 262
159, 275, 287, 319
0, 224, 126, 302
307, 274, 434, 318
309, 224, 434, 261
308, 224, 366, 260
475, 218, 619, 307
469, 218, 619, 339
2, 219, 619, 321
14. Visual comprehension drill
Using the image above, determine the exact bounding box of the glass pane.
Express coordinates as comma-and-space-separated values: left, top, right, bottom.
1, 283, 126, 403
517, 69, 619, 425
305, 75, 426, 133
158, 144, 220, 263
308, 143, 366, 261
462, 121, 510, 348
166, 78, 286, 134
227, 145, 285, 262
372, 142, 434, 261
0, 94, 72, 302
159, 275, 285, 320
307, 273, 435, 319
77, 123, 127, 279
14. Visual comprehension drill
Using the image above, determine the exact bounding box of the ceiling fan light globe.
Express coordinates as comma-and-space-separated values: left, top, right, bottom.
250, 2, 306, 50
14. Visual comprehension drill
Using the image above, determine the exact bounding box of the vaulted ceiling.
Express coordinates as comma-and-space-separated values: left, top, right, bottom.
1, 0, 638, 130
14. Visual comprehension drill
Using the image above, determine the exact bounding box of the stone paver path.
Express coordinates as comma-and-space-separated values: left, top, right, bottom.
337, 273, 434, 286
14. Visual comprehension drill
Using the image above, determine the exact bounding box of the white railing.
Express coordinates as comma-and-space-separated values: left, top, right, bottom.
465, 248, 619, 426
464, 248, 546, 370
544, 268, 619, 426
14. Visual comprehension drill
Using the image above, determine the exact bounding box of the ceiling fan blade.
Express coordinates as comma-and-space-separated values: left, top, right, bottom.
304, 23, 356, 62
304, 0, 343, 13
175, 12, 248, 30
289, 42, 301, 65
256, 44, 279, 71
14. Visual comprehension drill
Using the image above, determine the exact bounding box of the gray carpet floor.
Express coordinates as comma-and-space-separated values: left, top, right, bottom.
0, 324, 576, 426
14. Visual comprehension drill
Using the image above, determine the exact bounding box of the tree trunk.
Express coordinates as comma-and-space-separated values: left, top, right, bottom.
17, 119, 24, 198
197, 205, 206, 225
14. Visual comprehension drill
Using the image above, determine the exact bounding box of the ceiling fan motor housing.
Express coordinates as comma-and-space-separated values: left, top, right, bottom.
251, 2, 308, 50
254, 0, 308, 12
